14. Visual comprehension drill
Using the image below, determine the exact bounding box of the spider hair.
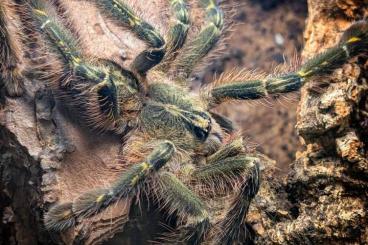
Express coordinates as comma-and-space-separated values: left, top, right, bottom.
1, 0, 367, 244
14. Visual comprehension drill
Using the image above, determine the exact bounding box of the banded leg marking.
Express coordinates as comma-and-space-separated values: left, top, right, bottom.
173, 0, 224, 79
157, 0, 190, 70
167, 0, 190, 54
44, 141, 175, 231
209, 20, 368, 106
28, 1, 145, 133
87, 0, 166, 74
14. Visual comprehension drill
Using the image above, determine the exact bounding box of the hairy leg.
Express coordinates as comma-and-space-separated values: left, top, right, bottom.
153, 172, 210, 245
192, 138, 261, 244
166, 0, 190, 54
207, 21, 368, 107
214, 163, 260, 244
172, 0, 224, 80
27, 0, 141, 132
157, 0, 190, 70
44, 141, 175, 232
86, 0, 166, 75
0, 0, 24, 97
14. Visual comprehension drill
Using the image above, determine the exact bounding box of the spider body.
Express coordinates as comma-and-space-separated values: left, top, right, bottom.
1, 0, 368, 244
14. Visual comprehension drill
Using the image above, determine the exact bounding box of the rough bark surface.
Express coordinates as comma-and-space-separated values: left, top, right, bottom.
252, 0, 368, 244
0, 0, 367, 244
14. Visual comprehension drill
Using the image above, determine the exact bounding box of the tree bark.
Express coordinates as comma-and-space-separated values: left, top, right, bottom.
252, 0, 368, 243
0, 125, 51, 244
0, 0, 367, 244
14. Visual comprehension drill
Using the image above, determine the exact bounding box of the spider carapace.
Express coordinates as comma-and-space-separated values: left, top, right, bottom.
1, 0, 367, 244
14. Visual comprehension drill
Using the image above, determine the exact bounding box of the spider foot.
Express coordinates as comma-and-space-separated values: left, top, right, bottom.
44, 202, 75, 232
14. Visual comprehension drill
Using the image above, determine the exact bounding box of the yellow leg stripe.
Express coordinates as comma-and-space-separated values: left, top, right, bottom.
141, 162, 151, 171
347, 37, 361, 43
61, 210, 72, 219
298, 70, 313, 78
34, 9, 47, 16
96, 194, 105, 203
130, 175, 140, 186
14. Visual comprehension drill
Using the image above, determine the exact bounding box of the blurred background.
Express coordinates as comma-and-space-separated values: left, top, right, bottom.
200, 0, 308, 172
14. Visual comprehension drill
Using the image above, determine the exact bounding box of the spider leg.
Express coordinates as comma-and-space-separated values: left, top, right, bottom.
192, 139, 261, 244
193, 138, 258, 194
27, 0, 141, 132
29, 0, 109, 83
166, 0, 190, 54
44, 141, 175, 232
86, 0, 166, 75
209, 111, 235, 133
208, 20, 368, 107
153, 172, 210, 245
0, 0, 24, 97
214, 162, 260, 244
172, 0, 224, 80
157, 0, 190, 70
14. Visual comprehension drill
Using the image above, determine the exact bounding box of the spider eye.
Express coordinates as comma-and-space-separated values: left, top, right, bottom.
193, 125, 210, 141
186, 112, 212, 141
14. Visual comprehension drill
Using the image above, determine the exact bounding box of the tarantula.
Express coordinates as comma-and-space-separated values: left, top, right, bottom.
1, 0, 367, 244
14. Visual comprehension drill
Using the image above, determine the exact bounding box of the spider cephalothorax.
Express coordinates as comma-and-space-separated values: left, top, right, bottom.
1, 0, 367, 244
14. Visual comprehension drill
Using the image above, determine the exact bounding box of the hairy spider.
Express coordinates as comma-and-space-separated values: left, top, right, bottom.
1, 0, 367, 244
